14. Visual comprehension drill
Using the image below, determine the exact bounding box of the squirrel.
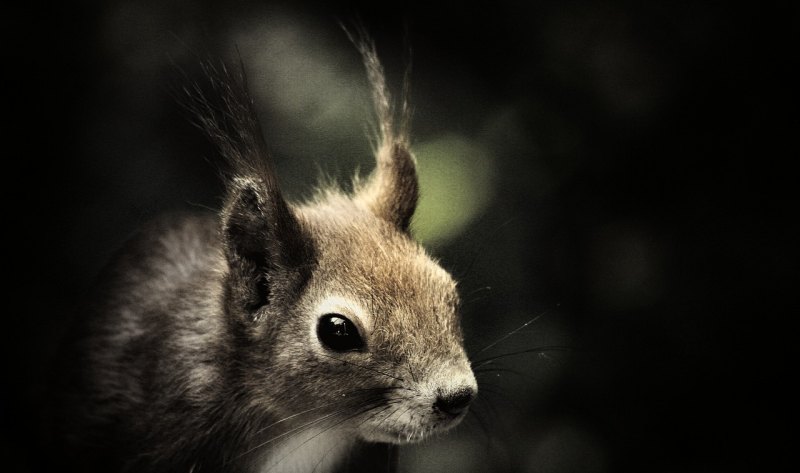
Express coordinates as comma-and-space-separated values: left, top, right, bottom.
52, 35, 477, 473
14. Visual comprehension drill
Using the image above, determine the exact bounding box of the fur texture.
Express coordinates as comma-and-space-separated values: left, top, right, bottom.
54, 36, 476, 473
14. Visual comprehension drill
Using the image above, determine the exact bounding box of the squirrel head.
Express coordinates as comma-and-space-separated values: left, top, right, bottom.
191, 35, 476, 444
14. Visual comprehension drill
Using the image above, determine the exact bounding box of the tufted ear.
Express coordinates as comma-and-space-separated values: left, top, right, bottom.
357, 141, 418, 231
349, 33, 419, 231
181, 60, 314, 323
220, 176, 313, 323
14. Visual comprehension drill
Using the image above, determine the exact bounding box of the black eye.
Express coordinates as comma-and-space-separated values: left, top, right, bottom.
317, 314, 364, 352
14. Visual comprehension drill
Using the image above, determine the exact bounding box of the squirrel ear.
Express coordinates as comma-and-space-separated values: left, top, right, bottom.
180, 59, 314, 322
221, 176, 314, 322
356, 142, 418, 230
348, 32, 418, 231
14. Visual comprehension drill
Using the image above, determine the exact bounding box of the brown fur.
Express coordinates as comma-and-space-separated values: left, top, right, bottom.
54, 35, 476, 473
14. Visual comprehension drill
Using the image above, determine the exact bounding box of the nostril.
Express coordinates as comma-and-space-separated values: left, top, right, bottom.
434, 388, 475, 416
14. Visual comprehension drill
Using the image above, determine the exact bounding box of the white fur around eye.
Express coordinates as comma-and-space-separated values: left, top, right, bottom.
310, 296, 371, 346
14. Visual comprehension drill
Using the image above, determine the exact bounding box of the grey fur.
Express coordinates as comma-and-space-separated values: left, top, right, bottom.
55, 37, 476, 473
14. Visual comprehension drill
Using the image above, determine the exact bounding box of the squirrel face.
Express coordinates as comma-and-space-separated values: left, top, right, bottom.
220, 187, 476, 445
220, 186, 477, 444
192, 34, 475, 449
291, 203, 476, 443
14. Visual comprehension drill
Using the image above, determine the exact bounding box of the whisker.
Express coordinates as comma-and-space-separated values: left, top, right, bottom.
356, 396, 408, 444
473, 366, 526, 376
237, 409, 344, 459
253, 387, 396, 438
474, 310, 552, 355
463, 285, 493, 298
471, 345, 572, 369
475, 384, 514, 404
371, 404, 405, 441
251, 399, 346, 436
317, 353, 405, 382
264, 398, 389, 471
463, 285, 495, 305
310, 430, 350, 473
359, 405, 397, 440
395, 406, 417, 442
238, 392, 388, 460
267, 390, 400, 469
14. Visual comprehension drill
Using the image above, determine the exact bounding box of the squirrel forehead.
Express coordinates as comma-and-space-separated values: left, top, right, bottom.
297, 201, 459, 317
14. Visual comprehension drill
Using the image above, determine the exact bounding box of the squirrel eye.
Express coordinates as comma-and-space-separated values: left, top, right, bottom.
317, 314, 364, 352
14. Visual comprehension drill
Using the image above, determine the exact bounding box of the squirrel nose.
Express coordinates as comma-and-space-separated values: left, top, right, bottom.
434, 387, 475, 416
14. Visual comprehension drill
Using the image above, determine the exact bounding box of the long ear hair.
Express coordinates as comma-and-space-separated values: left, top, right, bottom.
180, 60, 314, 323
347, 30, 419, 231
180, 60, 282, 202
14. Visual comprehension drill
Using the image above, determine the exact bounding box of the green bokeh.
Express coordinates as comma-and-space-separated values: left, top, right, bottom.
412, 135, 496, 246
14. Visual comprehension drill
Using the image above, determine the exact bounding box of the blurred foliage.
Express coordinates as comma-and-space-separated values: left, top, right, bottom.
413, 135, 496, 246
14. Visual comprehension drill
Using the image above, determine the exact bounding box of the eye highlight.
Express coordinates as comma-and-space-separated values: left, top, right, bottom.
317, 314, 364, 352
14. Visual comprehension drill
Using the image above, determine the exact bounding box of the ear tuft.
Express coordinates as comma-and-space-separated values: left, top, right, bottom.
356, 142, 418, 230
181, 59, 316, 324
345, 29, 419, 231
221, 176, 315, 324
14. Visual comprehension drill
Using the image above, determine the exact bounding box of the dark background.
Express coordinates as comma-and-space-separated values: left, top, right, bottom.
4, 1, 793, 471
